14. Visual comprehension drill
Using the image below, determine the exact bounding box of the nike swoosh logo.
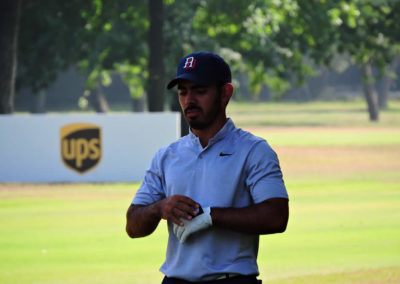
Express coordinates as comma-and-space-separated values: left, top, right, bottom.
219, 152, 233, 157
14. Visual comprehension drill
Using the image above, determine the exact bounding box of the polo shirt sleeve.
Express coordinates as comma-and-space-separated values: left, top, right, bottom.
245, 140, 288, 203
132, 149, 166, 206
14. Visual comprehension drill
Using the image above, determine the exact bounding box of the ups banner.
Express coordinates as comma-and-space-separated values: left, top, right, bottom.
0, 113, 180, 182
60, 123, 102, 174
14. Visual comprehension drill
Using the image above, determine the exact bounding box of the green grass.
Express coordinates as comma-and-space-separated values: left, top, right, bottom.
1, 100, 400, 283
0, 184, 167, 284
260, 179, 400, 283
228, 99, 400, 127
252, 127, 400, 146
1, 177, 398, 283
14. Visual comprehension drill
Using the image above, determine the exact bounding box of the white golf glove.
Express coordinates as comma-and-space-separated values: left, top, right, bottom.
173, 206, 212, 243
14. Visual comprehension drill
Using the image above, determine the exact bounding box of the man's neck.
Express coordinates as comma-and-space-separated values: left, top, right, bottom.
192, 117, 228, 148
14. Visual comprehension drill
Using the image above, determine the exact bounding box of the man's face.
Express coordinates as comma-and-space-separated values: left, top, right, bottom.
177, 80, 222, 130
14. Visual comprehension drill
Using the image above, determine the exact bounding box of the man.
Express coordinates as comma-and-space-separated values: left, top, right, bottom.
126, 51, 289, 284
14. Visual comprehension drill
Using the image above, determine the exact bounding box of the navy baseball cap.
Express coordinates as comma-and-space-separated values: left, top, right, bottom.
167, 51, 231, 89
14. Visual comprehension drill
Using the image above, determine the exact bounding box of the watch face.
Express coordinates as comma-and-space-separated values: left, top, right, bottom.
196, 206, 204, 216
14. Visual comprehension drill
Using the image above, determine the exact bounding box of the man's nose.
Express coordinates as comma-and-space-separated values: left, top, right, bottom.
185, 91, 197, 104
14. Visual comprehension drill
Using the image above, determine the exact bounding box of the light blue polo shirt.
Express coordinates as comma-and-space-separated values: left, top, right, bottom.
132, 119, 288, 282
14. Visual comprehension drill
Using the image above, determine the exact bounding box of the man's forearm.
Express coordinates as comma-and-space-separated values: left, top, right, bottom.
210, 198, 289, 235
126, 203, 161, 238
126, 195, 201, 239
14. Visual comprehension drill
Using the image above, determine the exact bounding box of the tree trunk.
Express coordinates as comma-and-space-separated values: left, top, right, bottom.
31, 89, 46, 113
0, 0, 21, 114
170, 91, 189, 137
378, 55, 399, 110
88, 85, 109, 113
131, 97, 145, 112
147, 0, 165, 112
361, 63, 379, 121
308, 67, 329, 99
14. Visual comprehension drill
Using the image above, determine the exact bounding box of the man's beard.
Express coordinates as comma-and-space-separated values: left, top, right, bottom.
184, 95, 221, 130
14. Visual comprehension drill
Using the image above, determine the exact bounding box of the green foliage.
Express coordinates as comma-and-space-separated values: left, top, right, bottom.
191, 0, 331, 96
115, 61, 147, 99
17, 0, 92, 93
16, 0, 400, 109
294, 0, 400, 70
82, 0, 148, 72
78, 0, 149, 99
18, 0, 149, 100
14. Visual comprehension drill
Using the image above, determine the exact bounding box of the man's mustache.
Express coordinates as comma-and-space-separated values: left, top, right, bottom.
184, 105, 202, 114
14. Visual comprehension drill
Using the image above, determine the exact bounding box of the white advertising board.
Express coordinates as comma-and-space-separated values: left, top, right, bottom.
0, 113, 180, 183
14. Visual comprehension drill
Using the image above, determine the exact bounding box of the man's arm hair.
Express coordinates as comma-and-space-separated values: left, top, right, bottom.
126, 195, 200, 238
211, 198, 289, 235
126, 203, 162, 238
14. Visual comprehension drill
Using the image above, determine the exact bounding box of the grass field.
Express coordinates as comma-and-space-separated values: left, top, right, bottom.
228, 99, 400, 127
1, 100, 400, 283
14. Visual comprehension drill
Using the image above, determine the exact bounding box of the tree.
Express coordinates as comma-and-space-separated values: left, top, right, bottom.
191, 0, 400, 121
77, 0, 149, 112
17, 1, 92, 93
164, 0, 203, 135
15, 0, 99, 113
378, 55, 399, 109
329, 0, 399, 121
290, 0, 400, 121
9, 0, 400, 122
147, 0, 165, 111
192, 0, 313, 97
0, 0, 22, 114
15, 0, 150, 113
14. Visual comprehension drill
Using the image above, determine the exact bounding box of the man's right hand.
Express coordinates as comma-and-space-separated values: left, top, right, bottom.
157, 195, 200, 226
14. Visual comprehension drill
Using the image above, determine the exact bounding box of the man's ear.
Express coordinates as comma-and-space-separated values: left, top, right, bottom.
221, 83, 233, 105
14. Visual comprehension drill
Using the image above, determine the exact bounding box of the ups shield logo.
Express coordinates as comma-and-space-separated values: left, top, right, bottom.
60, 123, 102, 174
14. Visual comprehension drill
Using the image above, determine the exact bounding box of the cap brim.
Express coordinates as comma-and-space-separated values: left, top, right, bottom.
167, 78, 179, 90
166, 73, 212, 90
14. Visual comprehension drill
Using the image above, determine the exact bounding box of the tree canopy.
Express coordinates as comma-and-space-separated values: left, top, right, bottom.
1, 0, 399, 121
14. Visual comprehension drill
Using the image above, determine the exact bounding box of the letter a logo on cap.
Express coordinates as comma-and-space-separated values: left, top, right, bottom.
183, 57, 196, 69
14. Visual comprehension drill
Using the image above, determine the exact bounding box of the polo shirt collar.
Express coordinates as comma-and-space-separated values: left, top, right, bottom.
189, 118, 235, 148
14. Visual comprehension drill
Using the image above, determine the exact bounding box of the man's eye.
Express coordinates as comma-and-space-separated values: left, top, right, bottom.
196, 89, 207, 94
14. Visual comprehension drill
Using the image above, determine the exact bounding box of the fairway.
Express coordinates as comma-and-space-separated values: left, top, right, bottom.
1, 101, 400, 283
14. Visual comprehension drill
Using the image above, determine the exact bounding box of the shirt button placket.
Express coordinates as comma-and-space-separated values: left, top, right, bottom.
197, 153, 203, 172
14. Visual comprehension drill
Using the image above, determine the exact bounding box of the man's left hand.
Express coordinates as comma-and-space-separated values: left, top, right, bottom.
173, 207, 212, 243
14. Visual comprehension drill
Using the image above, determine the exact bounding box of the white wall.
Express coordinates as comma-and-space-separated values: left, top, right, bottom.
0, 113, 180, 183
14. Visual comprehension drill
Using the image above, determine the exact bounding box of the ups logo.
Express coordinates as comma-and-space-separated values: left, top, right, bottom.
60, 123, 102, 174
